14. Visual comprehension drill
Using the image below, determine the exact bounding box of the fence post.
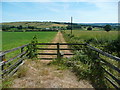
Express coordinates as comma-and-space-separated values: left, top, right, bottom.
0, 54, 4, 79
20, 47, 24, 58
57, 43, 60, 61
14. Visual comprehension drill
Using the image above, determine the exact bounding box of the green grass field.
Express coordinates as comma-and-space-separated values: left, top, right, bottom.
65, 30, 118, 41
2, 31, 57, 51
2, 31, 57, 60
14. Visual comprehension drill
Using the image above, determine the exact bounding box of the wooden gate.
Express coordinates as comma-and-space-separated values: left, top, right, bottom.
36, 43, 86, 60
0, 43, 120, 89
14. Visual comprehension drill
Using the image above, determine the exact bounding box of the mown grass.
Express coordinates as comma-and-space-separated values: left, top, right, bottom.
2, 31, 57, 62
2, 31, 57, 51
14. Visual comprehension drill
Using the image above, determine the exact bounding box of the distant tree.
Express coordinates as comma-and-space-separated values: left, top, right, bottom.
2, 25, 10, 31
87, 26, 92, 30
28, 26, 35, 30
61, 27, 66, 30
73, 25, 81, 29
66, 25, 71, 30
10, 26, 16, 28
104, 25, 111, 32
52, 26, 57, 29
17, 25, 23, 29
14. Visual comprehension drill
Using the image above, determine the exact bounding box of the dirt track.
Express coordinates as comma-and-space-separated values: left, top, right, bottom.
11, 31, 93, 88
40, 31, 72, 61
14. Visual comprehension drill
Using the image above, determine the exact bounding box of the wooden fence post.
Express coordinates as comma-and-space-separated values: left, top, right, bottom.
20, 47, 24, 58
0, 55, 4, 79
21, 47, 24, 53
0, 55, 2, 62
57, 43, 60, 61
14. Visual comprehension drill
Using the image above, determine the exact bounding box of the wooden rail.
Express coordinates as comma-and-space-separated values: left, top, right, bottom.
86, 43, 120, 89
86, 44, 120, 62
0, 44, 29, 79
0, 44, 29, 57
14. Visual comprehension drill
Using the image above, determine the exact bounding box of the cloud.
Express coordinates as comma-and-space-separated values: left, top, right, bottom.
90, 2, 118, 10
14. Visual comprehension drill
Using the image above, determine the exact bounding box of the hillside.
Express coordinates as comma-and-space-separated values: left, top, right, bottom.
2, 21, 67, 28
1, 21, 68, 31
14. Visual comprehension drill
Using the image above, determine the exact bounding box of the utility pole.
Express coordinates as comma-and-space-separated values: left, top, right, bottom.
71, 17, 73, 34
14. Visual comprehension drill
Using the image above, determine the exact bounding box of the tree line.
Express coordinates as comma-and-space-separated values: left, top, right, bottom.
2, 24, 116, 32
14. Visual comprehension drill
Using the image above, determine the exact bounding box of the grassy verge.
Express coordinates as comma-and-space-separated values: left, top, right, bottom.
61, 31, 119, 88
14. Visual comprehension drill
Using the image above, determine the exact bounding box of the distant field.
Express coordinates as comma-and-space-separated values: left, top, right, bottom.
2, 22, 67, 28
2, 31, 57, 51
65, 30, 118, 41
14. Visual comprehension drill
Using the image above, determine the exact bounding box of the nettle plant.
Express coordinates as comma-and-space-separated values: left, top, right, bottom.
27, 35, 38, 59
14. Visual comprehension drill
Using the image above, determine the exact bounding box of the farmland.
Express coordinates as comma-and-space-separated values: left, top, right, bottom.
2, 32, 57, 51
2, 22, 67, 32
2, 31, 57, 60
65, 30, 118, 41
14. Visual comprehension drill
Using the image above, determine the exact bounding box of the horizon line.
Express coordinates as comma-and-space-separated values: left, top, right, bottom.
1, 21, 118, 23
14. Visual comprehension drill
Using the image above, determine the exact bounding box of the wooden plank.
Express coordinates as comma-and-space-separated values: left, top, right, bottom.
60, 48, 83, 50
0, 44, 29, 56
64, 53, 74, 55
102, 67, 120, 85
105, 76, 119, 89
40, 58, 56, 60
87, 44, 120, 62
37, 48, 83, 50
59, 43, 86, 45
38, 53, 57, 55
2, 56, 26, 74
60, 48, 74, 50
38, 53, 74, 55
2, 51, 27, 65
8, 61, 25, 77
0, 61, 5, 67
37, 48, 57, 50
36, 43, 86, 45
36, 43, 57, 45
100, 58, 120, 73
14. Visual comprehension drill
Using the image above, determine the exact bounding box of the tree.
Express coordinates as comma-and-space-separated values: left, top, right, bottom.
104, 25, 111, 32
2, 25, 10, 31
66, 25, 71, 30
73, 25, 81, 29
17, 25, 23, 29
28, 26, 35, 30
87, 26, 92, 30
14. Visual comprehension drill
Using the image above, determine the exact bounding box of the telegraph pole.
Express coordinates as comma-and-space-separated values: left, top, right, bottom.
71, 17, 73, 34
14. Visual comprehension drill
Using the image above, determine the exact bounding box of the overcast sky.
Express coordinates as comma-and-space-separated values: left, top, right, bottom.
1, 0, 119, 23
